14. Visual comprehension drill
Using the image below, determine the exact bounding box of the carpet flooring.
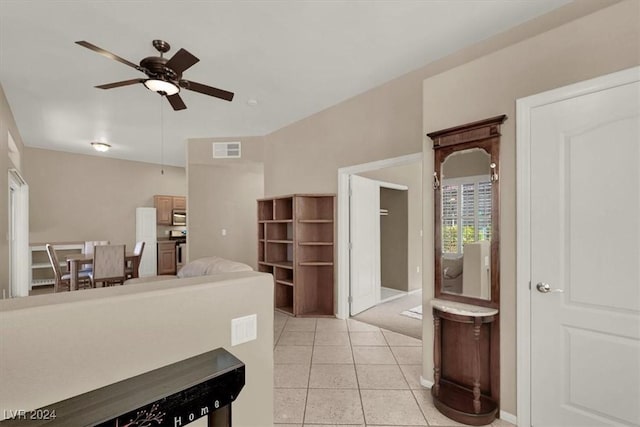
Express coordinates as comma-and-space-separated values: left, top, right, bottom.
352, 291, 422, 339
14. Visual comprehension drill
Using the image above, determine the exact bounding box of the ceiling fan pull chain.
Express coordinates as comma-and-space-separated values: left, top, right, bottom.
160, 97, 164, 175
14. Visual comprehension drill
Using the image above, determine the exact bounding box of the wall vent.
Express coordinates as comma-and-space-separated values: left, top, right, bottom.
212, 142, 241, 159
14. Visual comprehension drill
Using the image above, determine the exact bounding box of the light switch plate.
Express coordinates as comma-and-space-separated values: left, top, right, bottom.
231, 314, 257, 346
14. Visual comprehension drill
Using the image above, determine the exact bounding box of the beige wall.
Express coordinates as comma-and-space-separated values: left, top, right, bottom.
0, 272, 274, 425
187, 137, 265, 268
263, 1, 617, 198
24, 147, 185, 250
422, 0, 640, 415
0, 84, 25, 297
360, 161, 422, 292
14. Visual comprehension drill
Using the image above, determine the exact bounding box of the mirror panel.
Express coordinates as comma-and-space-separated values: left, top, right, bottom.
440, 148, 491, 300
428, 114, 506, 308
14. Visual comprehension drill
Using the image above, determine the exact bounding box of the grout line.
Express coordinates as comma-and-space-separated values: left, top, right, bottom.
348, 324, 368, 426
300, 318, 317, 425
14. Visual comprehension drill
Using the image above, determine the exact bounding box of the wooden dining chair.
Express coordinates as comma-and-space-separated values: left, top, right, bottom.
92, 244, 126, 287
83, 240, 110, 255
125, 241, 145, 279
81, 240, 110, 272
45, 244, 93, 292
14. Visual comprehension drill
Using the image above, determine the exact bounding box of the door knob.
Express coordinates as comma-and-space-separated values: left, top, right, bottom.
536, 282, 564, 293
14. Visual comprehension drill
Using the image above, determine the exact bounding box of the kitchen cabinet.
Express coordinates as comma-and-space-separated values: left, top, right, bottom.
154, 195, 186, 225
157, 241, 176, 275
173, 196, 186, 211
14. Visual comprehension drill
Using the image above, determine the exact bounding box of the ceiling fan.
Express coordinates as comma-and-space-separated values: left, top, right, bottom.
76, 39, 234, 110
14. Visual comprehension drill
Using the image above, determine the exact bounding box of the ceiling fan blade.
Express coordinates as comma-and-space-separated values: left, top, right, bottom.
95, 79, 144, 90
167, 93, 187, 111
166, 48, 199, 74
180, 80, 234, 102
76, 41, 141, 71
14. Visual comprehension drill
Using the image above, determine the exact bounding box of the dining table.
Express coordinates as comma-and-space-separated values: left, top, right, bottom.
66, 252, 140, 291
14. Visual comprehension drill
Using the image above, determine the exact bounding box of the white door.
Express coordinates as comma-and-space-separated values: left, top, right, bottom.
529, 79, 639, 425
350, 174, 380, 315
136, 207, 157, 277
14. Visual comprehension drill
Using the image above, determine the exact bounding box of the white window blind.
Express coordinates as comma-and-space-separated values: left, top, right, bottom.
441, 175, 492, 254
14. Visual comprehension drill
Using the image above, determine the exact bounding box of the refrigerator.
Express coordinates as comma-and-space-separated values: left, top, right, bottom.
136, 207, 157, 277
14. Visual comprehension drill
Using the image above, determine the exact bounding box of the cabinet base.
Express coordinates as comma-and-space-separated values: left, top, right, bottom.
431, 381, 498, 426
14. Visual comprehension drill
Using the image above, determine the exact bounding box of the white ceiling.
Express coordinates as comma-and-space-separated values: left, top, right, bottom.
0, 0, 570, 167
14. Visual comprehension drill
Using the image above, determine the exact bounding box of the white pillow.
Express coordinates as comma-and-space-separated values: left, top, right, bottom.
177, 256, 253, 278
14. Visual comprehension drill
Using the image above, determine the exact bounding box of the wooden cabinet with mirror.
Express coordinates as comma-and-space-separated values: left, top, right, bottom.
428, 115, 506, 425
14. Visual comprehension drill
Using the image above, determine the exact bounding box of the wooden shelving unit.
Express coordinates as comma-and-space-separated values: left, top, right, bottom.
257, 194, 335, 317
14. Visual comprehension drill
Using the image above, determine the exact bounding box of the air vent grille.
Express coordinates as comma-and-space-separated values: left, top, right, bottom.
212, 142, 241, 159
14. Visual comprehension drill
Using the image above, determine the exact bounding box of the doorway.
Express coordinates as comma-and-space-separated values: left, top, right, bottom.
8, 168, 29, 298
349, 174, 409, 315
337, 153, 422, 322
516, 67, 639, 426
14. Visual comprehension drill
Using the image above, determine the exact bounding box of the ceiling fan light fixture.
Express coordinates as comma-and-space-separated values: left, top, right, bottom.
144, 79, 179, 95
91, 142, 111, 152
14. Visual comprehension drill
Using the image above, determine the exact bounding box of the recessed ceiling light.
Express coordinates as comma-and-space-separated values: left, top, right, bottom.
247, 99, 259, 106
91, 142, 111, 152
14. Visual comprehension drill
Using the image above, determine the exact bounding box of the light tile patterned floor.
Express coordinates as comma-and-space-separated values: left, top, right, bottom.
273, 311, 514, 427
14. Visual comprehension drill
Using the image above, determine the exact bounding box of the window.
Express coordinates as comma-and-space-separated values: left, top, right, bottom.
441, 175, 491, 254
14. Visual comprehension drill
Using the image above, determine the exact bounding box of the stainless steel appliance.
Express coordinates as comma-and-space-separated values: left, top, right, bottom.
172, 210, 186, 226
170, 230, 187, 270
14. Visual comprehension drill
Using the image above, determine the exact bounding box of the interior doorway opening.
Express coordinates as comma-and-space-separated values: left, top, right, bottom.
336, 153, 422, 321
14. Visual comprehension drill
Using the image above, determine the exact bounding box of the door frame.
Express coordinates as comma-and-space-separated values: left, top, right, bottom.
336, 152, 422, 319
515, 66, 639, 426
8, 168, 29, 298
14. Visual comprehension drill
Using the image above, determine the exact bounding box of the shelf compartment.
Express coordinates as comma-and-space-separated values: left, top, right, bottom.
275, 283, 294, 314
297, 245, 332, 264
296, 221, 333, 242
266, 240, 293, 264
275, 267, 294, 286
296, 264, 333, 315
258, 263, 274, 274
275, 198, 293, 220
258, 241, 265, 263
258, 200, 274, 221
295, 196, 334, 221
258, 224, 265, 240
266, 222, 293, 241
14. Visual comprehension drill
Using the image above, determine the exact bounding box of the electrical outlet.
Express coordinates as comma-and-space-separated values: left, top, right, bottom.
417, 266, 420, 273
221, 229, 227, 236
231, 314, 257, 346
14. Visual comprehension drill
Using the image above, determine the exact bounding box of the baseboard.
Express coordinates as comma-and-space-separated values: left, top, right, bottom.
500, 410, 517, 425
419, 376, 434, 389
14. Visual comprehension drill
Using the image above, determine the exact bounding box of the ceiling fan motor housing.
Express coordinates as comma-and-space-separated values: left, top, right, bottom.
140, 56, 179, 82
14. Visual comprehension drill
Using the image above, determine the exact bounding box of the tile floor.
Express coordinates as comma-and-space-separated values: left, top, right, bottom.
273, 311, 513, 427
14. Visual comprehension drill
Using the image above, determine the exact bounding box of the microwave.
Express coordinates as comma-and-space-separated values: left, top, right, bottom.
172, 210, 186, 226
